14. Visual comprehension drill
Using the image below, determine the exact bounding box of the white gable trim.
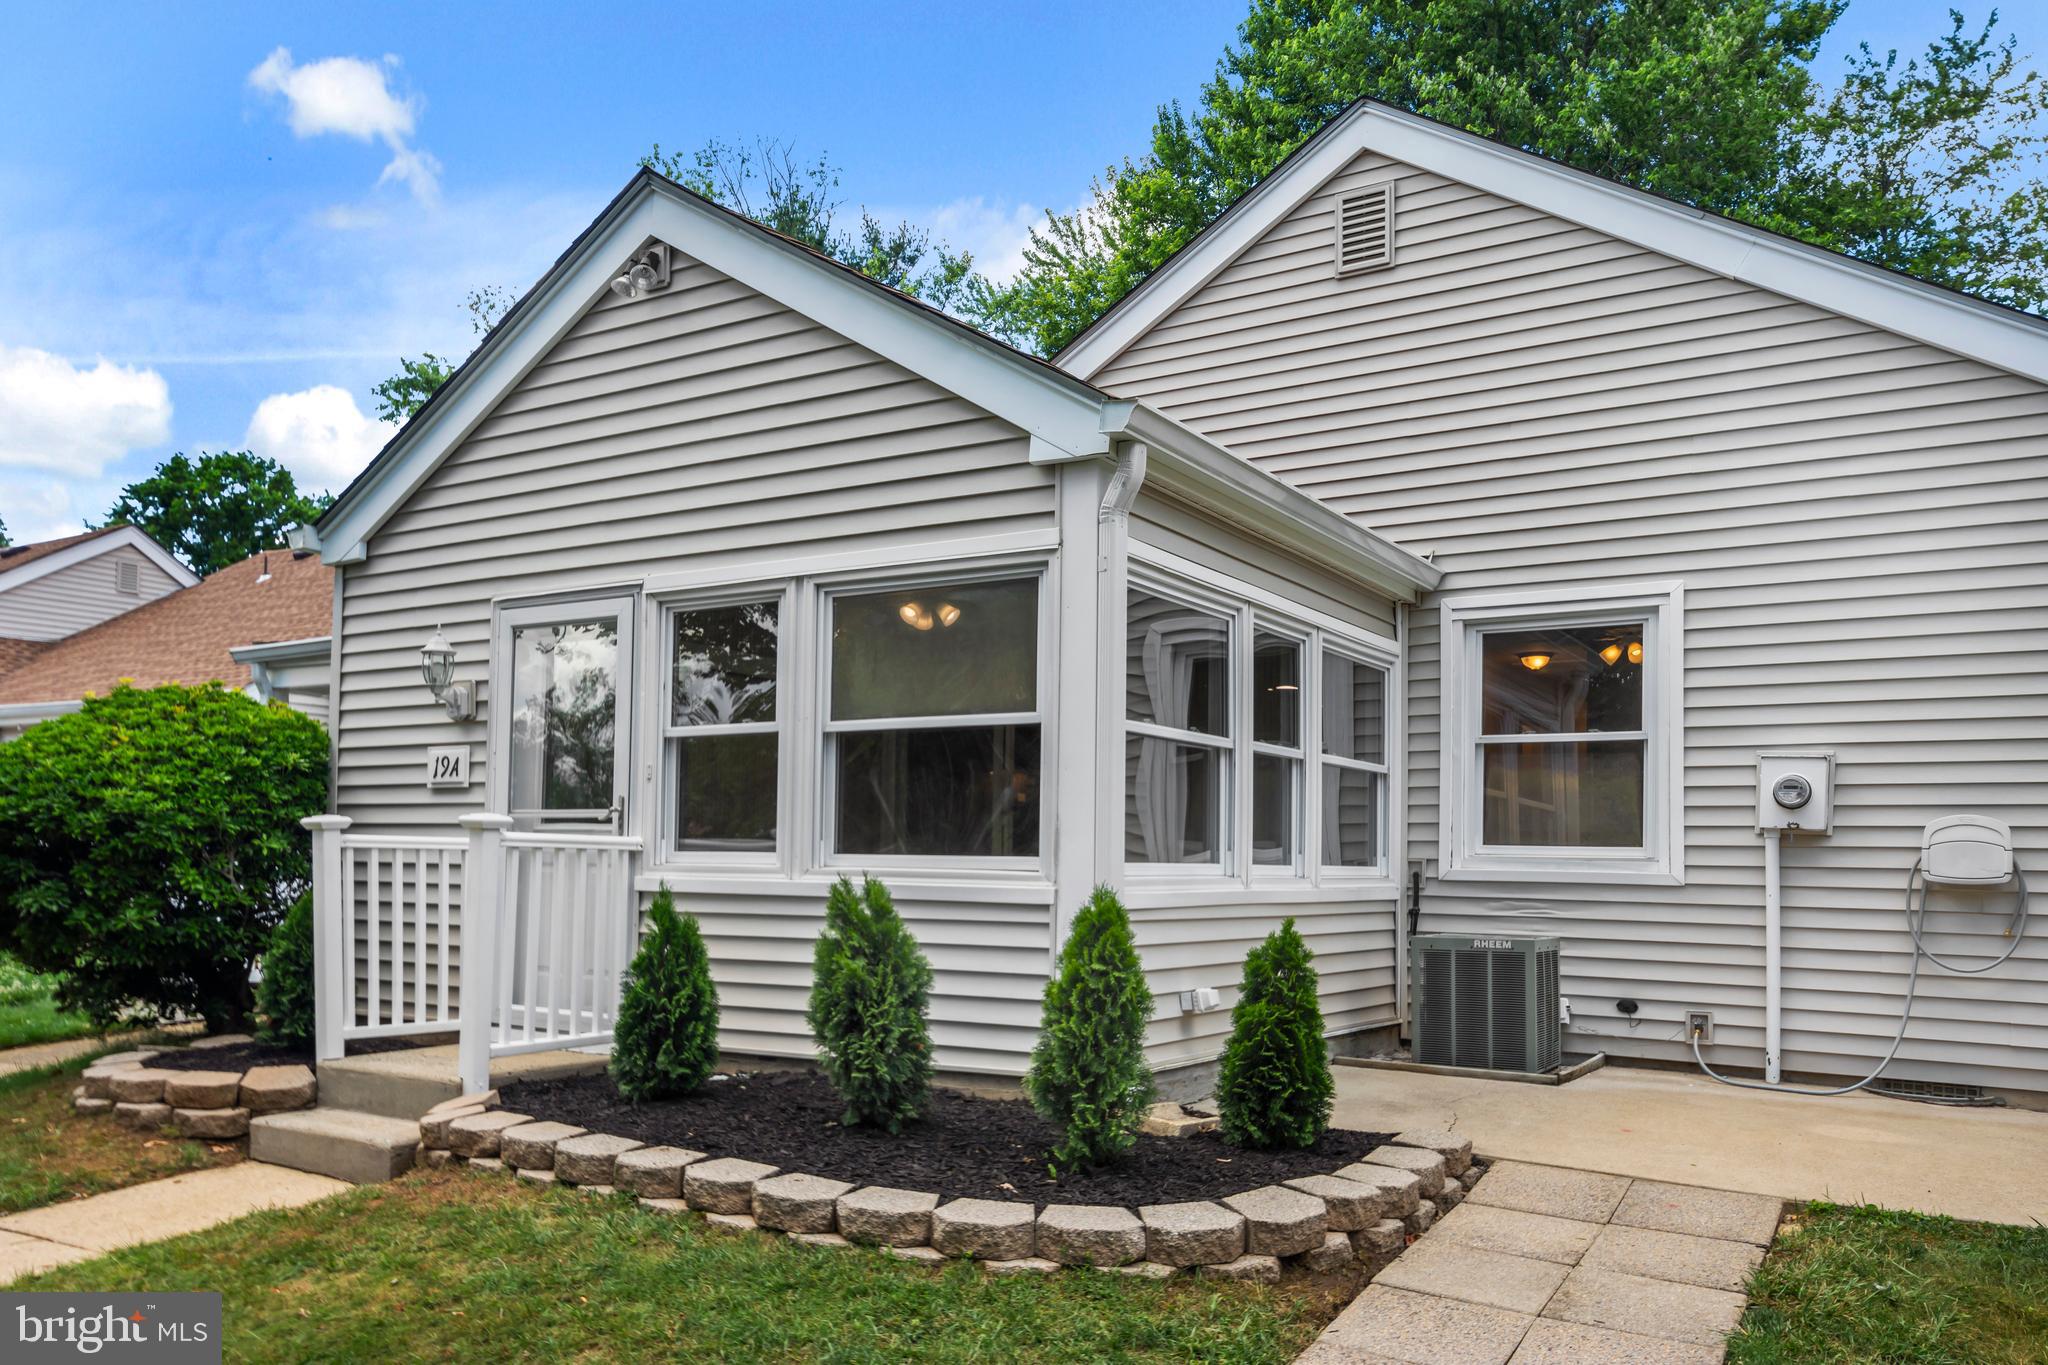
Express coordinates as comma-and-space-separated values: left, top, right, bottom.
1059, 100, 2048, 386
313, 175, 1113, 564
0, 526, 198, 596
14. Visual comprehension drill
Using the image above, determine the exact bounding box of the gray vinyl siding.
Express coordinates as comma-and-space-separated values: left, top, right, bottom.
1095, 150, 2048, 1092
0, 546, 183, 640
334, 247, 1056, 1070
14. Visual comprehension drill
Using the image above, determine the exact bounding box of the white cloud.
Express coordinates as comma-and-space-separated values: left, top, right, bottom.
0, 346, 171, 476
249, 48, 440, 201
0, 478, 85, 544
243, 385, 397, 492
920, 197, 1047, 284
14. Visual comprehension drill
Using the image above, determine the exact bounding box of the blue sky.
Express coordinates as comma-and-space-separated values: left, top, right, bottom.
0, 1, 2033, 543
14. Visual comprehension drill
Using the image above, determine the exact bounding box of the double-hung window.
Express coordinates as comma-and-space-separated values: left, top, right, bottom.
1251, 631, 1306, 873
1320, 649, 1388, 872
663, 597, 781, 860
1125, 588, 1233, 867
824, 573, 1043, 862
1442, 583, 1682, 883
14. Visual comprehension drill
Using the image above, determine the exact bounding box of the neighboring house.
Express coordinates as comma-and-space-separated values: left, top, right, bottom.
0, 548, 333, 738
296, 98, 2047, 1102
0, 527, 197, 671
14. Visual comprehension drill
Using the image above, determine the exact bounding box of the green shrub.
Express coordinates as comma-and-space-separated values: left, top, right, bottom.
0, 683, 328, 1032
806, 876, 935, 1132
1215, 919, 1333, 1150
255, 892, 316, 1048
1024, 886, 1155, 1172
611, 886, 720, 1101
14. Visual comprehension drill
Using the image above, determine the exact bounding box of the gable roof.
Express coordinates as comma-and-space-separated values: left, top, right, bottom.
301, 168, 1439, 600
1056, 97, 2048, 386
0, 525, 198, 596
0, 548, 331, 706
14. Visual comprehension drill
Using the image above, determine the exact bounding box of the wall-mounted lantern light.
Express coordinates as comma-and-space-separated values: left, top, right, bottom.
420, 626, 476, 721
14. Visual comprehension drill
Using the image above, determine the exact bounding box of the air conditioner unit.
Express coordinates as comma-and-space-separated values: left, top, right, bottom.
1410, 933, 1562, 1075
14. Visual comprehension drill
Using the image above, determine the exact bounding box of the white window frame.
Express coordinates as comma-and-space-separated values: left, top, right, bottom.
654, 584, 794, 870
1125, 572, 1241, 880
1439, 580, 1684, 886
488, 590, 638, 831
815, 559, 1054, 876
1317, 639, 1393, 879
1249, 622, 1309, 879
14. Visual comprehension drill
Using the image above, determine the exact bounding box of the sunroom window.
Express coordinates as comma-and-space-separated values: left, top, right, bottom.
1125, 589, 1232, 866
666, 600, 779, 856
1251, 632, 1305, 871
1320, 650, 1388, 870
826, 575, 1041, 859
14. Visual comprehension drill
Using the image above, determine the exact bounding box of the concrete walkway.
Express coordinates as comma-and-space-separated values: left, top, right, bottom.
1332, 1061, 2048, 1224
0, 1163, 347, 1283
0, 1023, 204, 1079
1303, 1160, 1781, 1364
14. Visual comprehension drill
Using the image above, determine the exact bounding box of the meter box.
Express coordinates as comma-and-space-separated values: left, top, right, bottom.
1758, 750, 1834, 834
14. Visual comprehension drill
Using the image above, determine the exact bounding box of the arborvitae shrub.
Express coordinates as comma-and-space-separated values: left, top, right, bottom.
806, 876, 935, 1132
610, 886, 720, 1101
255, 891, 316, 1048
1024, 886, 1155, 1172
1215, 918, 1333, 1149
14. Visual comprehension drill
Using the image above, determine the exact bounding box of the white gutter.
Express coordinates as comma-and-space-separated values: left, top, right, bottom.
0, 700, 84, 733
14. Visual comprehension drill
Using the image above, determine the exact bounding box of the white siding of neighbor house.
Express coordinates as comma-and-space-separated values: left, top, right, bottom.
1092, 150, 2048, 1092
0, 545, 184, 641
334, 247, 1060, 1073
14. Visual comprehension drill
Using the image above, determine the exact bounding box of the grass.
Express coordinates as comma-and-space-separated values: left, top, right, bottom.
18, 1168, 1334, 1363
0, 1054, 238, 1215
0, 953, 97, 1051
1729, 1200, 2048, 1364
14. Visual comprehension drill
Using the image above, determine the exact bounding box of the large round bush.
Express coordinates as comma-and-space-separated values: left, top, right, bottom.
0, 683, 329, 1032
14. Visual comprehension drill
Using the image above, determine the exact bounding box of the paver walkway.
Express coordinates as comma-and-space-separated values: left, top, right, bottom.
1301, 1160, 1782, 1363
0, 1162, 348, 1283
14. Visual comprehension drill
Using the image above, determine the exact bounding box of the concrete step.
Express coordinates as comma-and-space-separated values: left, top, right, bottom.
317, 1054, 463, 1120
249, 1107, 421, 1184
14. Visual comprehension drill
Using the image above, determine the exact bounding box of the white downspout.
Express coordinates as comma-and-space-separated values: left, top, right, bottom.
1763, 828, 1782, 1084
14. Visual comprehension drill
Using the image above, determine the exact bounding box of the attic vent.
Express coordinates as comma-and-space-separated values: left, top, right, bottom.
1335, 184, 1396, 276
115, 560, 140, 596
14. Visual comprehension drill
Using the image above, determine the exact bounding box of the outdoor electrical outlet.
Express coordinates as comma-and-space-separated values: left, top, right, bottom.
1687, 1010, 1714, 1044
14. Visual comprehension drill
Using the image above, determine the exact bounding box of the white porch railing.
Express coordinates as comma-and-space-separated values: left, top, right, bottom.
305, 814, 644, 1093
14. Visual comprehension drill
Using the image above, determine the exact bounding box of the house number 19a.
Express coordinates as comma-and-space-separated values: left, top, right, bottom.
426, 746, 470, 789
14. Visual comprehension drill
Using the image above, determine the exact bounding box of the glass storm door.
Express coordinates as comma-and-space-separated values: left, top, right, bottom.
497, 598, 635, 831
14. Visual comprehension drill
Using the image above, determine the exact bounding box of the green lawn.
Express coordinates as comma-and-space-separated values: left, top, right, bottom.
1729, 1201, 2048, 1364
0, 953, 97, 1051
0, 1055, 235, 1214
18, 1169, 1333, 1363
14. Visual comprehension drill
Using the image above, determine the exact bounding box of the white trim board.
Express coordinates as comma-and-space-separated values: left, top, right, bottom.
1057, 99, 2048, 388
0, 527, 197, 596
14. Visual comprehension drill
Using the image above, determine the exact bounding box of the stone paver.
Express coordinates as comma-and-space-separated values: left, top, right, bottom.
1581, 1223, 1765, 1293
931, 1198, 1035, 1260
1138, 1201, 1244, 1267
1610, 1179, 1784, 1246
1542, 1266, 1746, 1347
171, 1107, 249, 1139
1360, 1144, 1449, 1197
114, 1101, 170, 1130
1393, 1130, 1475, 1177
554, 1132, 643, 1186
1285, 1174, 1387, 1231
1197, 1253, 1281, 1284
983, 1256, 1059, 1276
1429, 1202, 1602, 1266
837, 1186, 939, 1246
1036, 1204, 1145, 1267
1466, 1162, 1630, 1223
614, 1146, 705, 1200
1374, 1237, 1571, 1315
107, 1070, 168, 1103
752, 1172, 855, 1233
1507, 1318, 1723, 1364
1222, 1184, 1328, 1257
1300, 1284, 1532, 1365
684, 1158, 779, 1215
1303, 1230, 1355, 1272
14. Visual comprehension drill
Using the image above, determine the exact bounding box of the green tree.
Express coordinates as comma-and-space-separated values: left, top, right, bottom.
0, 514, 10, 548
0, 684, 328, 1032
1764, 11, 2048, 312
1024, 887, 1155, 1172
255, 892, 316, 1049
101, 451, 330, 576
807, 876, 935, 1132
1214, 919, 1334, 1149
610, 886, 721, 1101
371, 354, 453, 424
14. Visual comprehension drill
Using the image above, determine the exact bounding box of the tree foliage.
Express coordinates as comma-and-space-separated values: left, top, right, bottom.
0, 684, 328, 1032
979, 1, 2048, 355
101, 451, 330, 576
1215, 919, 1334, 1150
255, 891, 316, 1049
0, 514, 10, 548
611, 886, 721, 1101
371, 354, 453, 424
1024, 887, 1155, 1172
806, 876, 935, 1132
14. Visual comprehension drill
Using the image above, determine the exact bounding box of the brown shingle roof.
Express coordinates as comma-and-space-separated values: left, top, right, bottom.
0, 548, 332, 705
0, 638, 49, 678
0, 526, 123, 578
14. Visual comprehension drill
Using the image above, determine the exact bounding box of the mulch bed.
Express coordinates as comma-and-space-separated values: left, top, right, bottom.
148, 1035, 428, 1073
500, 1068, 1389, 1208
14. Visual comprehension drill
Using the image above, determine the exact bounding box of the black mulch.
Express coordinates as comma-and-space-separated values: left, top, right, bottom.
499, 1068, 1389, 1208
147, 1035, 430, 1073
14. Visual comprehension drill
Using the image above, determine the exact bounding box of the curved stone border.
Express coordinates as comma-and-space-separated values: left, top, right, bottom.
417, 1093, 1488, 1281
71, 1044, 317, 1139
